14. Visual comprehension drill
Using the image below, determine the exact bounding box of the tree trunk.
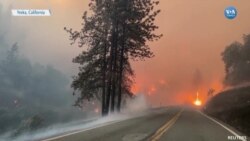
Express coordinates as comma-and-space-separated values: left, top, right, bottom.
106, 46, 113, 115
110, 18, 119, 113
106, 18, 116, 114
117, 24, 126, 112
102, 42, 107, 116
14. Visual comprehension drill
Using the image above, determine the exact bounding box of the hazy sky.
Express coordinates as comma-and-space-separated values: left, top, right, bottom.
1, 0, 250, 105
132, 0, 250, 105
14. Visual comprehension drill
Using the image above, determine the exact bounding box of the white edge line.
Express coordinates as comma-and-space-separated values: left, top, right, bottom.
41, 120, 121, 141
198, 111, 247, 141
41, 108, 169, 141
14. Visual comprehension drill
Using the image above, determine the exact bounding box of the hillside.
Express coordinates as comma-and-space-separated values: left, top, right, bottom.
204, 86, 250, 136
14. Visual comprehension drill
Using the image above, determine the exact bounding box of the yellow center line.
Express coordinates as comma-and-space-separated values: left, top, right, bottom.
148, 109, 183, 141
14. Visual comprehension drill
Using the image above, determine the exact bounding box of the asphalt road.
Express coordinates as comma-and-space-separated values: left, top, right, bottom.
42, 107, 247, 141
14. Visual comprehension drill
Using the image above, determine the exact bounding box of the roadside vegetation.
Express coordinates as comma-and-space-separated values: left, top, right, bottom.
0, 44, 87, 137
204, 85, 250, 136
204, 34, 250, 137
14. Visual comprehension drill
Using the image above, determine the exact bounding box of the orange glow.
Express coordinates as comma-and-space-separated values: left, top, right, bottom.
150, 86, 156, 92
131, 84, 140, 94
194, 92, 202, 106
194, 99, 202, 106
147, 85, 156, 96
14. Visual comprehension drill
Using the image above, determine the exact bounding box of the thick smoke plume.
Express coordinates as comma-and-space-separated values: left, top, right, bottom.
0, 4, 96, 140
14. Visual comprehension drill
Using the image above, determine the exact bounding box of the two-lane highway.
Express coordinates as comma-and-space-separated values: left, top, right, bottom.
42, 107, 247, 141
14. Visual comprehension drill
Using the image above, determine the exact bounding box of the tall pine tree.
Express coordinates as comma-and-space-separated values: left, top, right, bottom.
65, 0, 162, 116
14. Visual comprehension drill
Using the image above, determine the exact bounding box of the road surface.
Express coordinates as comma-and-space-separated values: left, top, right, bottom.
42, 107, 247, 141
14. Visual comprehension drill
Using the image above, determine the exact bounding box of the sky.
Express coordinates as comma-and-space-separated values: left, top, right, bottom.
1, 0, 250, 106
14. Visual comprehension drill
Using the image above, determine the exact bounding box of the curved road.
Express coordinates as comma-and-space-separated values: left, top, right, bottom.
42, 107, 247, 141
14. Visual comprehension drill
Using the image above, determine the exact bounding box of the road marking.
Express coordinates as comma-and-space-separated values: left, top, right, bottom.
41, 108, 169, 141
198, 111, 247, 141
149, 109, 183, 141
41, 120, 122, 141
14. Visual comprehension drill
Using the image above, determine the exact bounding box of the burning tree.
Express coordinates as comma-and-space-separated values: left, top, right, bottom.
65, 0, 162, 116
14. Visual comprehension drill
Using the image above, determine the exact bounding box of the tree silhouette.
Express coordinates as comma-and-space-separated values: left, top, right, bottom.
65, 0, 162, 115
222, 34, 250, 86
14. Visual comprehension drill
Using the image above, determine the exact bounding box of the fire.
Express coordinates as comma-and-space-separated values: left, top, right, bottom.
194, 99, 202, 106
194, 92, 202, 106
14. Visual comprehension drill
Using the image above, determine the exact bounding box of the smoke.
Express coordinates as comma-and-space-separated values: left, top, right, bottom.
0, 94, 155, 141
0, 118, 99, 141
192, 69, 203, 90
0, 1, 156, 141
0, 4, 11, 57
0, 3, 96, 139
122, 94, 150, 113
0, 37, 91, 137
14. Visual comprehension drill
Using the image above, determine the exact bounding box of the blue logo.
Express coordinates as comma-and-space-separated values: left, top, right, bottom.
224, 6, 237, 20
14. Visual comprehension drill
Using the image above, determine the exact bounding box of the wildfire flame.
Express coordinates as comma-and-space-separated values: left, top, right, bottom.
194, 92, 202, 106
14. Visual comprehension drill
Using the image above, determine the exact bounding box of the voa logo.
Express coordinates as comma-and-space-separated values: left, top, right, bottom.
224, 6, 237, 20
